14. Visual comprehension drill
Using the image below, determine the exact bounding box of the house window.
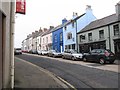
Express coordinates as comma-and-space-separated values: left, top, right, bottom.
79, 35, 85, 42
60, 33, 63, 41
46, 37, 48, 43
113, 24, 119, 36
40, 38, 41, 43
64, 26, 67, 30
99, 30, 104, 39
38, 39, 39, 44
67, 32, 72, 40
54, 34, 57, 42
43, 38, 44, 43
88, 33, 92, 41
72, 22, 74, 28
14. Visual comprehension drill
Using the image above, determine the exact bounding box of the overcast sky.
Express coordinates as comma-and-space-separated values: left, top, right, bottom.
15, 0, 120, 48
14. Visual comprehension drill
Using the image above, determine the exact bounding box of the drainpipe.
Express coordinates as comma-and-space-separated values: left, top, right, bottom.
108, 25, 111, 50
10, 1, 15, 89
76, 20, 78, 52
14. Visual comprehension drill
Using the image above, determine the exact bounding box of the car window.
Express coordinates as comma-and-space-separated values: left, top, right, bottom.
96, 49, 102, 53
91, 49, 96, 53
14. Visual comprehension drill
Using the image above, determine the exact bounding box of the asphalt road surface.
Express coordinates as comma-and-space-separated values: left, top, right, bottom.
15, 54, 119, 89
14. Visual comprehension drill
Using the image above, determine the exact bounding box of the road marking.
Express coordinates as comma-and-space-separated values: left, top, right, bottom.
15, 57, 76, 89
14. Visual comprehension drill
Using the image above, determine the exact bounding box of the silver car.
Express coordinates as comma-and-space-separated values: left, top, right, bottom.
48, 50, 62, 57
62, 49, 83, 60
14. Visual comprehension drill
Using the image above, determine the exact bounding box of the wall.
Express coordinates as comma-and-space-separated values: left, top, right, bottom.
0, 1, 13, 88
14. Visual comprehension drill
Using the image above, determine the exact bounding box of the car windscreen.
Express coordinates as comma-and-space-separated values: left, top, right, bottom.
16, 48, 21, 50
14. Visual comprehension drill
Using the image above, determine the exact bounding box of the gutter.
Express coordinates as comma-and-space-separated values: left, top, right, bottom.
10, 1, 15, 89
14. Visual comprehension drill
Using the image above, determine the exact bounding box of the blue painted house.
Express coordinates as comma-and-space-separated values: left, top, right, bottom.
52, 19, 67, 52
63, 5, 96, 51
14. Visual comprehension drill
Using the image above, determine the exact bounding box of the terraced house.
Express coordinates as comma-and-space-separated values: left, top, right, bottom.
77, 2, 120, 59
52, 18, 67, 52
41, 27, 53, 50
63, 5, 96, 51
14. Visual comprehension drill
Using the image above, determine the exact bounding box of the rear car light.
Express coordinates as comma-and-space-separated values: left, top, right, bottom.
104, 51, 110, 57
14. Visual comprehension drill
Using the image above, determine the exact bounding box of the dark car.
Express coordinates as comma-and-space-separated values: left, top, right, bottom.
48, 50, 62, 57
62, 49, 83, 60
82, 49, 116, 64
29, 49, 38, 54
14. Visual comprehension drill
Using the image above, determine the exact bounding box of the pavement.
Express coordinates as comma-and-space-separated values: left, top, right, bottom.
14, 57, 75, 89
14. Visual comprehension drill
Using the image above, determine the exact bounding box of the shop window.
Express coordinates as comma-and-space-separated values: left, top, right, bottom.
113, 24, 119, 36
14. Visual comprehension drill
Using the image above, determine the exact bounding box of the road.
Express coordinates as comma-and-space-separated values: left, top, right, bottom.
15, 53, 119, 89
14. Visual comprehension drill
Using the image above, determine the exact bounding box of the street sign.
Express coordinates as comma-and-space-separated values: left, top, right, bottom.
16, 0, 26, 14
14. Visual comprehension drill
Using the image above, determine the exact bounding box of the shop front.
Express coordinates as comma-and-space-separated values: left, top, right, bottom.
114, 39, 120, 59
79, 41, 106, 53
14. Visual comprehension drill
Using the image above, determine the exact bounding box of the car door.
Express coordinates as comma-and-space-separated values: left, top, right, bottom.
89, 49, 97, 61
67, 51, 72, 59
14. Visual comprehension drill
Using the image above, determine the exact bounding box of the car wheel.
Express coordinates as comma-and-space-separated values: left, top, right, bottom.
99, 58, 105, 64
62, 55, 65, 59
83, 57, 87, 62
72, 56, 75, 61
109, 61, 114, 64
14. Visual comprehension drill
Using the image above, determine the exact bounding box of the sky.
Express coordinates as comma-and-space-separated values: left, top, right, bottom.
15, 0, 120, 48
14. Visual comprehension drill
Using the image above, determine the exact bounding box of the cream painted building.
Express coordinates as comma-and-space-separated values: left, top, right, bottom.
41, 29, 53, 50
0, 1, 15, 89
77, 2, 120, 59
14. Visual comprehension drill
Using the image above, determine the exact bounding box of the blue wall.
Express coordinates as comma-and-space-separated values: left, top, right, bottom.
52, 27, 64, 52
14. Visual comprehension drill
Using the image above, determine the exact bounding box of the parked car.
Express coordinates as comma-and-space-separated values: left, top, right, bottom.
29, 49, 38, 54
82, 49, 116, 64
41, 50, 48, 55
62, 49, 83, 60
14, 48, 22, 55
48, 50, 62, 57
37, 50, 42, 55
22, 50, 28, 53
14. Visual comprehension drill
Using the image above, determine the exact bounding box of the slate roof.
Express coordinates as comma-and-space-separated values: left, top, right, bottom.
63, 13, 85, 26
78, 14, 119, 34
52, 13, 86, 32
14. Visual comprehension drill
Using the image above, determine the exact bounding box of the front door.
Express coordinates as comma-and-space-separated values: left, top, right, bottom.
0, 11, 3, 89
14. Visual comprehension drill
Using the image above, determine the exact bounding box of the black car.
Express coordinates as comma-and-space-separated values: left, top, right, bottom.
82, 49, 116, 64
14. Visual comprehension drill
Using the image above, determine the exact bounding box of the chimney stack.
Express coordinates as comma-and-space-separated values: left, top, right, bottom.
62, 18, 67, 24
43, 28, 48, 32
39, 27, 43, 33
72, 12, 78, 19
49, 26, 54, 30
116, 2, 120, 20
86, 5, 92, 12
